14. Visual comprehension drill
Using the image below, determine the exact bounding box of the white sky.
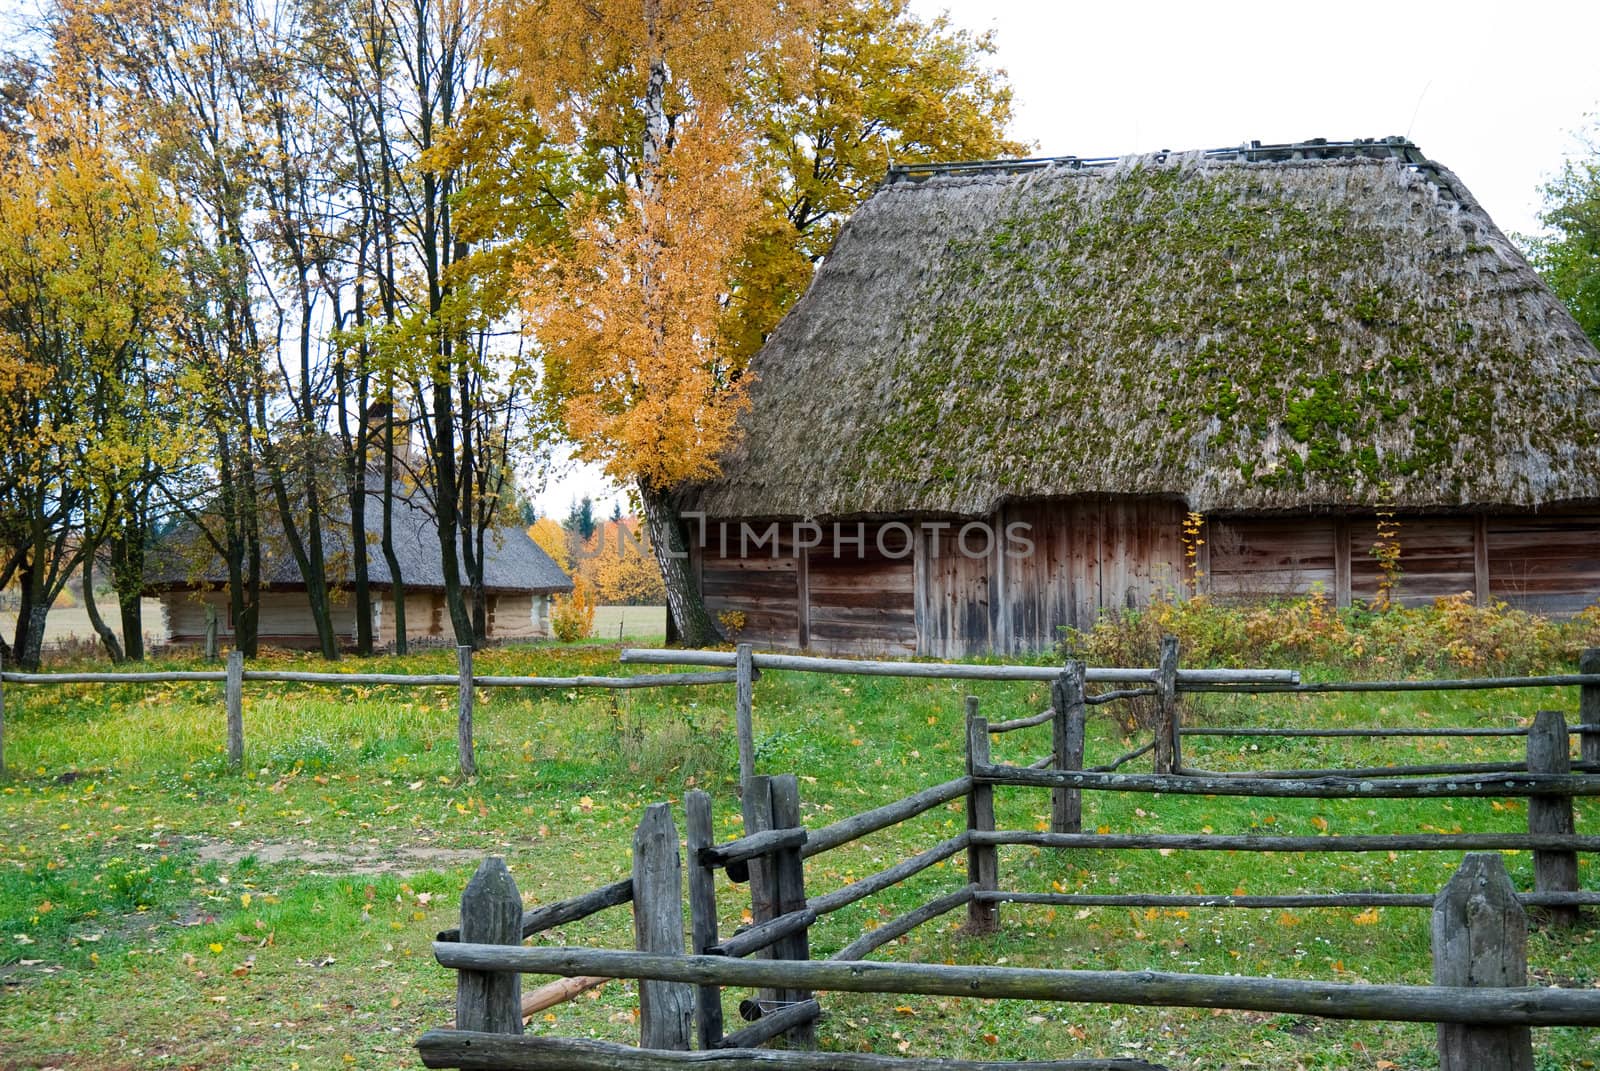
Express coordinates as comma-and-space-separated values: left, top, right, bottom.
542, 0, 1600, 518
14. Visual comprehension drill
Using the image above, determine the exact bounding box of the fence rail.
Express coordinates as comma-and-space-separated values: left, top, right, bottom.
0, 646, 745, 777
418, 638, 1600, 1071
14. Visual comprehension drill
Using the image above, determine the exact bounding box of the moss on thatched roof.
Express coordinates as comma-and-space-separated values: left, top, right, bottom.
690, 141, 1600, 519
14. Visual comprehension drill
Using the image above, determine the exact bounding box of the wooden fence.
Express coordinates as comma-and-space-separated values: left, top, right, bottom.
417, 642, 1600, 1071
0, 646, 744, 779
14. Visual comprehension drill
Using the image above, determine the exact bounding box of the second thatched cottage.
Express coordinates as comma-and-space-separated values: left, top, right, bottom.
682, 138, 1600, 657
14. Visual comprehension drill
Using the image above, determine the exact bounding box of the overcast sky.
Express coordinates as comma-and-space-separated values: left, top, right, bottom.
542, 0, 1600, 519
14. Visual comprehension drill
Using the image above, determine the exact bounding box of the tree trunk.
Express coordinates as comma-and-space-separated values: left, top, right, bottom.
80, 551, 126, 663
381, 399, 408, 654
432, 379, 475, 648
638, 483, 720, 647
109, 514, 146, 661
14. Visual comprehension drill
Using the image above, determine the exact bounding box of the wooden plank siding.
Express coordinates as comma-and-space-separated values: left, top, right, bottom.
1349, 516, 1478, 607
1487, 513, 1600, 615
695, 504, 1600, 658
805, 523, 916, 656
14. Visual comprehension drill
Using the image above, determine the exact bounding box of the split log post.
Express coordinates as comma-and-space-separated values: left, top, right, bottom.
456, 857, 523, 1036
1153, 636, 1180, 774
632, 803, 693, 1050
225, 650, 244, 771
457, 646, 476, 778
1431, 853, 1533, 1071
684, 790, 723, 1049
740, 775, 779, 1012
965, 697, 998, 934
1582, 648, 1600, 767
1051, 661, 1087, 834
768, 774, 814, 1048
1527, 710, 1579, 927
736, 643, 755, 788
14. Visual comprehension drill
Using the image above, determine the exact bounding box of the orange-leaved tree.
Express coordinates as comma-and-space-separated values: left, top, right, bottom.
499, 0, 802, 645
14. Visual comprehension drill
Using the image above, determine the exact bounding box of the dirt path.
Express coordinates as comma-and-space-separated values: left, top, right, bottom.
190, 836, 482, 875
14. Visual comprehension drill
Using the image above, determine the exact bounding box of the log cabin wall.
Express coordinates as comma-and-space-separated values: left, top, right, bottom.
695, 503, 1600, 658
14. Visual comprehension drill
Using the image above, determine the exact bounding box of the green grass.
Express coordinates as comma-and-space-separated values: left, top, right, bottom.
0, 643, 1596, 1069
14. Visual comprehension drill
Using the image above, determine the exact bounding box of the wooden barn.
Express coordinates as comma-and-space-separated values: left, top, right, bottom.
681, 139, 1600, 657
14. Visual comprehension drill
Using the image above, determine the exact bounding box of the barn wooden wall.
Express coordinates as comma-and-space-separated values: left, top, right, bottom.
696, 523, 916, 655
696, 504, 1600, 658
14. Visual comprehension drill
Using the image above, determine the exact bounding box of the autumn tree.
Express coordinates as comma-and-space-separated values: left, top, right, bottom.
0, 85, 183, 668
499, 0, 796, 645
729, 0, 1025, 350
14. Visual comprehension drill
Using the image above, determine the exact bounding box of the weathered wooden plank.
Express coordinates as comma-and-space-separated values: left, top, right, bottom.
619, 650, 1297, 686
430, 945, 1600, 1026
971, 830, 1600, 853
1527, 711, 1578, 928
806, 834, 969, 916
736, 645, 756, 787
830, 885, 976, 962
1582, 648, 1600, 767
685, 791, 723, 1050
438, 878, 633, 943
711, 999, 822, 1050
703, 828, 808, 873
981, 890, 1600, 910
768, 775, 814, 1048
225, 650, 244, 772
455, 858, 523, 1036
965, 700, 998, 934
1152, 637, 1179, 774
416, 1031, 1168, 1070
740, 776, 778, 1011
803, 777, 972, 857
1052, 662, 1087, 833
633, 804, 693, 1051
975, 764, 1600, 798
1432, 854, 1533, 1070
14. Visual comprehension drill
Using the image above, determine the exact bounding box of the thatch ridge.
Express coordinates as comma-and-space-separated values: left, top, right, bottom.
689, 145, 1600, 519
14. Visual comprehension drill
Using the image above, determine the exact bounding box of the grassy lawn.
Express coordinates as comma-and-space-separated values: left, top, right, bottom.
1, 643, 1596, 1070
589, 605, 665, 643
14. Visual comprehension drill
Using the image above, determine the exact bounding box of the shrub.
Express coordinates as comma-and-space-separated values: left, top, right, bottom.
550, 580, 597, 642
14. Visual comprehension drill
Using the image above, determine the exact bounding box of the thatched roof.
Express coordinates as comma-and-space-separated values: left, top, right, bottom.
689, 138, 1600, 519
146, 475, 572, 596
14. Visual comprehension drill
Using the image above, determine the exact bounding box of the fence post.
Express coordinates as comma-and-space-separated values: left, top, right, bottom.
633, 802, 693, 1050
1051, 660, 1087, 834
684, 790, 723, 1049
768, 774, 814, 1048
457, 645, 476, 778
456, 857, 523, 1036
1527, 709, 1578, 927
735, 643, 755, 788
1153, 635, 1180, 774
1432, 853, 1533, 1071
1581, 647, 1600, 767
965, 696, 998, 934
225, 650, 244, 772
741, 775, 778, 1012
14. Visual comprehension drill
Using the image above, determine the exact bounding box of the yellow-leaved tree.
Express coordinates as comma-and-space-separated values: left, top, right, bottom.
497, 0, 1020, 645
500, 0, 799, 645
